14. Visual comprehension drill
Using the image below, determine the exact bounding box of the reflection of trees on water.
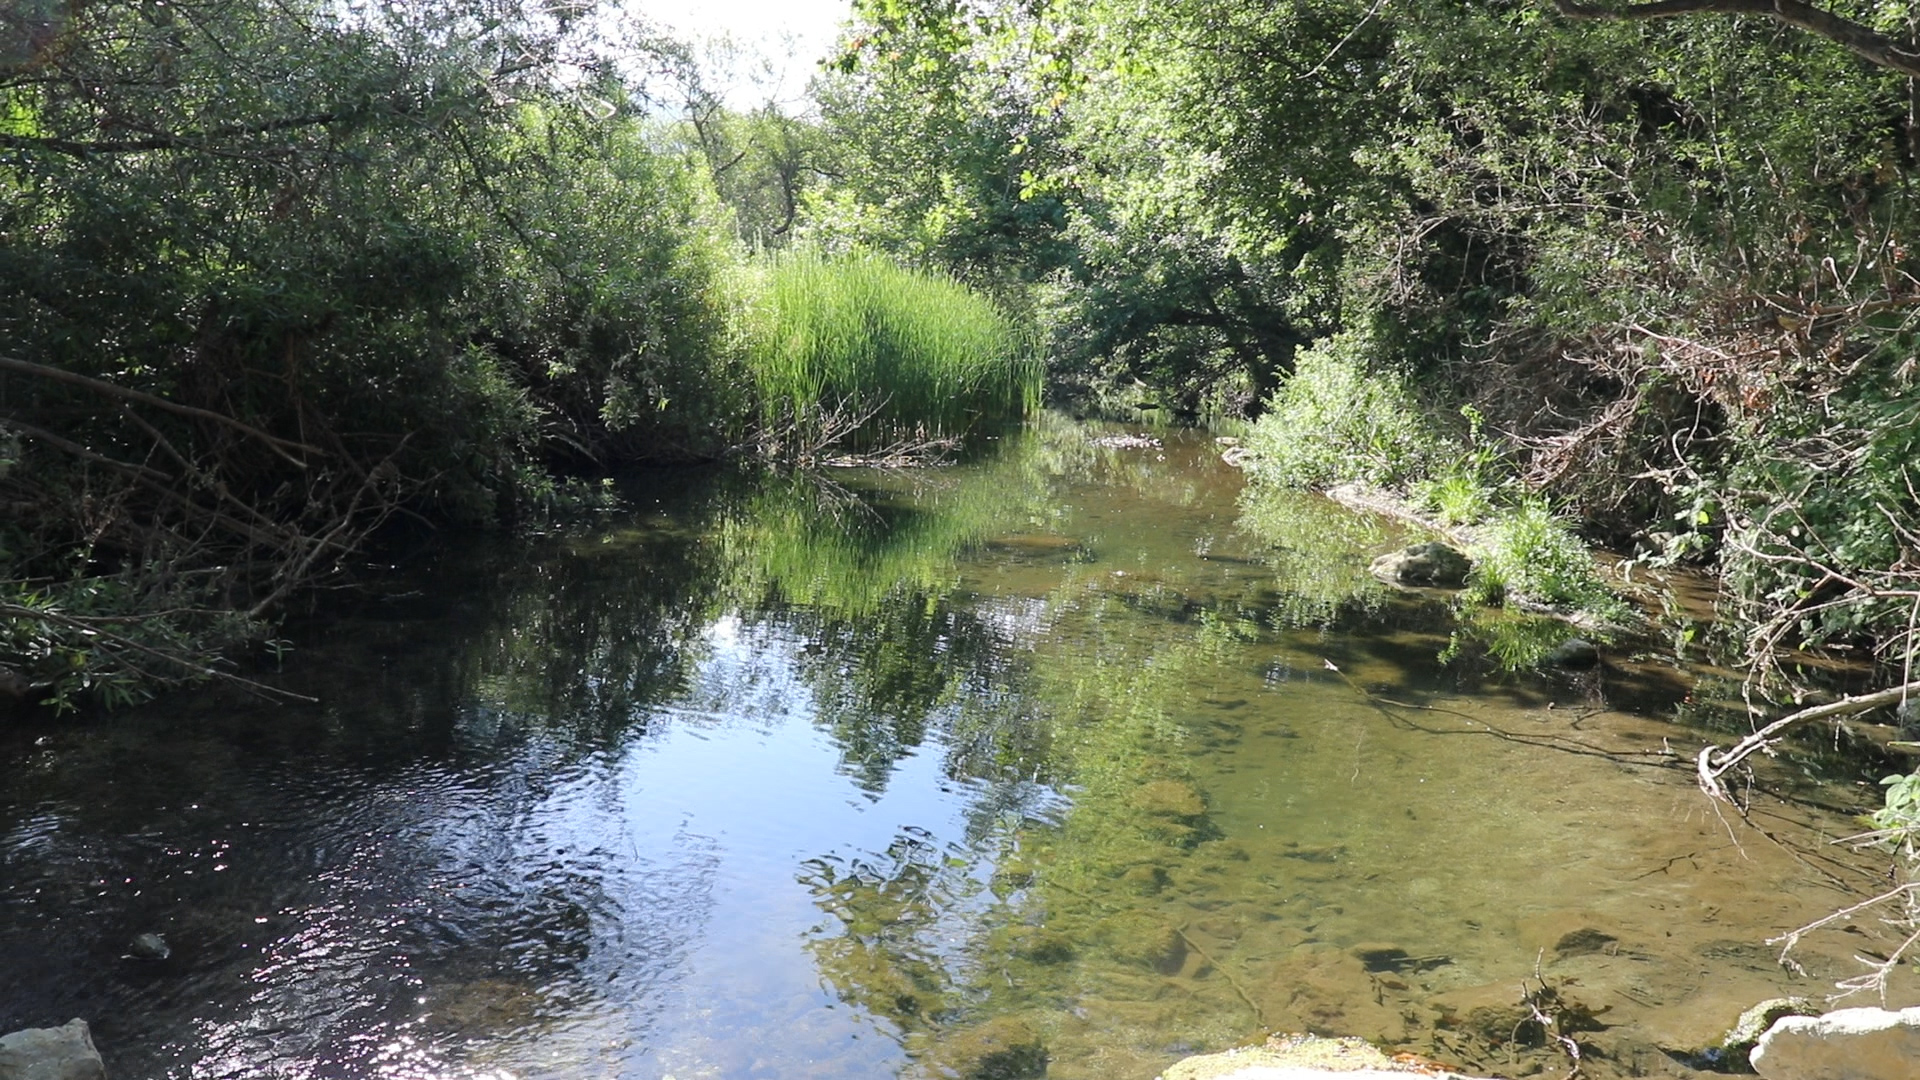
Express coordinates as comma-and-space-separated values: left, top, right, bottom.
789, 575, 1244, 1074
782, 591, 1054, 795
458, 525, 725, 740
798, 828, 983, 1033
702, 452, 1068, 796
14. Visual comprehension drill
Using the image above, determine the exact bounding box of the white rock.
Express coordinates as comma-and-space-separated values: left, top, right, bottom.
1751, 1005, 1920, 1080
1159, 1034, 1495, 1080
0, 1019, 107, 1080
1164, 1071, 1475, 1080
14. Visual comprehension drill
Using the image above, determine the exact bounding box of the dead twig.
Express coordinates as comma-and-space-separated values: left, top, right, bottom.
1768, 881, 1920, 995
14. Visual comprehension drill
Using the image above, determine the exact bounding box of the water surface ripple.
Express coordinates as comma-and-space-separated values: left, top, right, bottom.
0, 419, 1906, 1079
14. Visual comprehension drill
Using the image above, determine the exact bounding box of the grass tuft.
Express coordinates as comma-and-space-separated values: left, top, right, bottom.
737, 252, 1041, 450
1467, 501, 1627, 620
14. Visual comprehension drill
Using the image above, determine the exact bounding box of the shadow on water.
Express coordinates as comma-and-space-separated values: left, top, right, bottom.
0, 414, 1913, 1079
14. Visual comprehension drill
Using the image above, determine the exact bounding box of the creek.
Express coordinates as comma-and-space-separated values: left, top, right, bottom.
0, 415, 1908, 1079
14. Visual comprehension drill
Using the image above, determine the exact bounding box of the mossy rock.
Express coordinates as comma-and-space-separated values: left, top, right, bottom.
1120, 863, 1170, 895
1720, 997, 1820, 1066
1370, 542, 1472, 587
424, 977, 548, 1031
1132, 779, 1206, 819
926, 1015, 1048, 1080
1098, 912, 1187, 973
1000, 925, 1076, 965
1545, 638, 1601, 669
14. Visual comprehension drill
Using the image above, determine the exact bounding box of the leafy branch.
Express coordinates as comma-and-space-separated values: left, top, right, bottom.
1550, 0, 1920, 80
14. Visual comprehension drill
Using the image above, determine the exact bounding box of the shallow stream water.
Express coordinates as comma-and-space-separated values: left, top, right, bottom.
1, 416, 1912, 1079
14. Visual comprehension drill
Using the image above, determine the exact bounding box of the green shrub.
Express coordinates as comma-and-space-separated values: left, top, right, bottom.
1413, 468, 1497, 527
1241, 330, 1441, 489
1468, 501, 1624, 619
737, 251, 1041, 448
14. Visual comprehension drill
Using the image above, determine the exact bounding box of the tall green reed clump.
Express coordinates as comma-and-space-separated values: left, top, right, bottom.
740, 252, 1041, 448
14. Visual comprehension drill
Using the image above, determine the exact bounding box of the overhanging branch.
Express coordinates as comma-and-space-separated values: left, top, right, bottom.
1550, 0, 1920, 80
0, 354, 322, 463
0, 110, 347, 158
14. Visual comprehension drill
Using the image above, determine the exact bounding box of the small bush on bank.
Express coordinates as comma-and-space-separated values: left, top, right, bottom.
738, 252, 1042, 449
1241, 330, 1440, 489
1237, 331, 1627, 626
1413, 467, 1497, 527
1468, 501, 1626, 619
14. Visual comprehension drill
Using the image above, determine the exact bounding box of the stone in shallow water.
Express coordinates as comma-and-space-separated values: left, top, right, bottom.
1132, 779, 1207, 819
1347, 943, 1410, 972
1551, 926, 1617, 957
1721, 997, 1820, 1061
1545, 638, 1601, 669
0, 1019, 108, 1080
1158, 1033, 1494, 1079
926, 1015, 1047, 1080
1751, 1005, 1920, 1080
1098, 912, 1188, 974
1368, 543, 1471, 588
1002, 924, 1075, 965
127, 932, 169, 961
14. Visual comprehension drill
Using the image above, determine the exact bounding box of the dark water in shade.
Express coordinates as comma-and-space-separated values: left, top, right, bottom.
0, 416, 1911, 1080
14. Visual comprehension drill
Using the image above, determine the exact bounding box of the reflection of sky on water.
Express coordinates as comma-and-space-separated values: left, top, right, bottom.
464, 607, 1044, 1079
0, 599, 1020, 1079
2, 425, 1900, 1080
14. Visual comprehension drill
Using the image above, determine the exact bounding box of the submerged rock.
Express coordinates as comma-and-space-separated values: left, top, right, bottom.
1098, 912, 1187, 973
1000, 924, 1075, 965
127, 933, 169, 961
1720, 997, 1820, 1066
1348, 943, 1410, 972
0, 1018, 108, 1080
926, 1015, 1047, 1080
1544, 638, 1600, 669
1132, 779, 1207, 819
1158, 1033, 1493, 1079
1751, 1005, 1920, 1079
1368, 543, 1471, 588
1550, 925, 1616, 957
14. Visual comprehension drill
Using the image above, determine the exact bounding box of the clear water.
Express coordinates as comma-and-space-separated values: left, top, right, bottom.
0, 416, 1907, 1079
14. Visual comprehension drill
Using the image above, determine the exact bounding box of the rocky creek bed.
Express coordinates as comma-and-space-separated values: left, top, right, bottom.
0, 422, 1913, 1079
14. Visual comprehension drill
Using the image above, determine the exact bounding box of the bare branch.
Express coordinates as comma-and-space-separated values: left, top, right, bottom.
0, 354, 322, 463
0, 110, 346, 158
1698, 680, 1920, 800
1, 418, 173, 481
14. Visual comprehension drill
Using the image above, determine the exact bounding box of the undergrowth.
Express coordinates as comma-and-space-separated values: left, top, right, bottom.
1240, 331, 1435, 489
1242, 329, 1627, 625
1465, 501, 1629, 621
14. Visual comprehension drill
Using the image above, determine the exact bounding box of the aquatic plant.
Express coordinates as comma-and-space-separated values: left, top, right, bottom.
736, 251, 1041, 451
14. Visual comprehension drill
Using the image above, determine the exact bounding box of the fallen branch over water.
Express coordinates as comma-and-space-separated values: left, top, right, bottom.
1697, 680, 1920, 802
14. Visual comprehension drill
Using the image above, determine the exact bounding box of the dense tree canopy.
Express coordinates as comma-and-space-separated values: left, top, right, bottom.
808, 0, 1920, 677
11, 0, 1920, 704
2, 1, 762, 705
